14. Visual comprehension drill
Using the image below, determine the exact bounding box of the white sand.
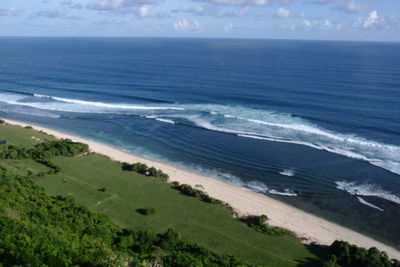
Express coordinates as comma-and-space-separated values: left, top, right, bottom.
3, 118, 400, 259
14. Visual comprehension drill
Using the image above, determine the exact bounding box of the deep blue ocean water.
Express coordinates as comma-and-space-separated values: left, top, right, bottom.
1, 37, 399, 246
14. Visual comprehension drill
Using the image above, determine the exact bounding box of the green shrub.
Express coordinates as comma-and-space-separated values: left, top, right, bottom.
319, 240, 400, 267
173, 184, 222, 205
0, 139, 89, 160
36, 159, 62, 174
122, 162, 169, 182
171, 181, 180, 188
240, 215, 291, 237
137, 207, 156, 216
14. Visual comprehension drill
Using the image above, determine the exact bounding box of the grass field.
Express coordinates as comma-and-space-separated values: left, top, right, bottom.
0, 124, 55, 148
0, 123, 318, 266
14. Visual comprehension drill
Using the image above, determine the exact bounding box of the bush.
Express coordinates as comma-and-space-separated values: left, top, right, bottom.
122, 162, 169, 182
137, 207, 156, 216
171, 181, 180, 188
319, 240, 400, 267
122, 162, 133, 171
239, 215, 291, 237
0, 139, 89, 161
36, 159, 62, 174
173, 184, 222, 204
24, 126, 33, 129
0, 119, 5, 124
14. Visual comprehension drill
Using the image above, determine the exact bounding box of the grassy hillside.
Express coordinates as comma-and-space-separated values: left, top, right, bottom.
39, 154, 314, 266
0, 122, 316, 266
3, 122, 397, 267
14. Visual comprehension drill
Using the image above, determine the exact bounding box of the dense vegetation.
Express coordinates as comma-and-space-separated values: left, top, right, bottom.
171, 181, 223, 204
122, 162, 169, 181
319, 241, 400, 267
239, 215, 292, 237
0, 139, 88, 175
0, 163, 255, 266
0, 139, 89, 160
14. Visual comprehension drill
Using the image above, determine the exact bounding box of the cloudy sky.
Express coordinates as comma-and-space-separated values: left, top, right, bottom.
0, 0, 399, 41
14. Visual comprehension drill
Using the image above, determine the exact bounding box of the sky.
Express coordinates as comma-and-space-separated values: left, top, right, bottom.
0, 0, 399, 41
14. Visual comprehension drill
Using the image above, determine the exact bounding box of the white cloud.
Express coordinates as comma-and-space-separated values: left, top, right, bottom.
276, 7, 289, 18
0, 7, 19, 16
324, 19, 332, 28
173, 19, 189, 31
224, 23, 234, 31
353, 11, 400, 31
173, 5, 219, 17
193, 20, 201, 30
337, 0, 362, 13
33, 8, 68, 18
138, 5, 150, 17
194, 0, 293, 7
96, 17, 127, 24
173, 19, 201, 31
302, 18, 340, 30
363, 10, 378, 29
87, 0, 159, 13
303, 19, 311, 27
277, 23, 296, 30
222, 6, 251, 17
309, 0, 371, 14
61, 0, 83, 9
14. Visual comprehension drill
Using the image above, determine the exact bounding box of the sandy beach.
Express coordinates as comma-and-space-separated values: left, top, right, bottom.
3, 118, 400, 259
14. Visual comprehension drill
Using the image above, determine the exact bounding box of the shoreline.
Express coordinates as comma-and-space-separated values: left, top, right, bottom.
2, 117, 400, 259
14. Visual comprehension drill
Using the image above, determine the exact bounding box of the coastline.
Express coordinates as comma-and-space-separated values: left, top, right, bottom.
2, 118, 400, 259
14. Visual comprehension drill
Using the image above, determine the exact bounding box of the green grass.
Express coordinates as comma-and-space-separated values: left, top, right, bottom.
0, 123, 318, 266
0, 124, 56, 148
0, 159, 48, 176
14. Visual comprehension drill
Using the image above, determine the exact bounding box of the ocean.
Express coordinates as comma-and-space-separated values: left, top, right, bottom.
0, 37, 399, 247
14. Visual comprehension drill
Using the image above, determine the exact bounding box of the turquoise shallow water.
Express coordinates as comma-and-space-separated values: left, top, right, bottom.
0, 37, 399, 247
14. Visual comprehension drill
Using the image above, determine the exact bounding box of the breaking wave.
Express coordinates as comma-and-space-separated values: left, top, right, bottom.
33, 94, 185, 111
279, 169, 295, 177
143, 115, 175, 124
192, 169, 297, 197
357, 197, 384, 212
1, 91, 400, 176
336, 181, 400, 205
268, 189, 298, 197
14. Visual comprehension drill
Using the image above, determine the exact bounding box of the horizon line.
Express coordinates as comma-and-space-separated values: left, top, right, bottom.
0, 35, 399, 44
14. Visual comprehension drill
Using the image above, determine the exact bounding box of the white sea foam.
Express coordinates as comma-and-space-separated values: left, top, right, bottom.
33, 94, 184, 111
244, 180, 269, 193
2, 92, 400, 176
279, 169, 295, 177
268, 189, 298, 197
185, 104, 400, 176
143, 115, 176, 124
336, 181, 400, 205
154, 118, 175, 124
357, 197, 384, 212
0, 108, 60, 119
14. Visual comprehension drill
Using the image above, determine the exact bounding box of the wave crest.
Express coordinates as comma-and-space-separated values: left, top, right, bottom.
1, 91, 400, 176
336, 181, 400, 205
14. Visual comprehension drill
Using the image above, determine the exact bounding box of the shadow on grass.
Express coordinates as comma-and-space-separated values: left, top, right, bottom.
136, 208, 147, 215
136, 207, 156, 216
296, 243, 329, 267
